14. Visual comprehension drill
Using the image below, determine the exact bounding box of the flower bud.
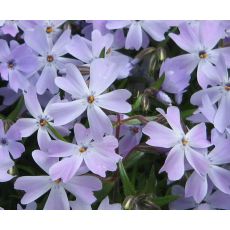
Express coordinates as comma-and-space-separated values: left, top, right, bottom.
156, 90, 172, 106
157, 47, 167, 61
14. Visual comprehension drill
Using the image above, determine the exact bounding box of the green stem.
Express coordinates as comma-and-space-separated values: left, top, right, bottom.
7, 96, 24, 121
47, 123, 68, 142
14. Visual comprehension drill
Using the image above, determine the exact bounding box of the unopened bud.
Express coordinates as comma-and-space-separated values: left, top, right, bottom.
141, 94, 150, 112
157, 47, 167, 61
8, 166, 17, 176
156, 90, 172, 106
148, 54, 157, 76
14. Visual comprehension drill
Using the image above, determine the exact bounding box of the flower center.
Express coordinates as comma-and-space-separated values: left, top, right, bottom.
54, 178, 62, 184
130, 127, 139, 134
8, 61, 15, 69
199, 51, 208, 59
47, 55, 54, 62
182, 138, 189, 146
46, 26, 53, 34
87, 95, 95, 104
79, 147, 87, 153
225, 83, 230, 91
0, 138, 8, 146
106, 48, 112, 55
39, 119, 48, 127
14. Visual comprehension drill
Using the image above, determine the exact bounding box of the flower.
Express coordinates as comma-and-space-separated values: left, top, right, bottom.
66, 29, 132, 79
110, 115, 142, 156
160, 58, 191, 104
98, 196, 122, 210
49, 59, 132, 138
170, 185, 230, 210
185, 139, 230, 203
168, 21, 230, 88
191, 56, 230, 133
14, 149, 102, 210
142, 106, 210, 181
0, 40, 38, 92
24, 26, 79, 94
0, 119, 25, 161
48, 123, 121, 181
106, 20, 170, 50
14, 88, 69, 149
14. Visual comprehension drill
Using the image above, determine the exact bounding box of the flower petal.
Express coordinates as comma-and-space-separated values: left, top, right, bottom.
49, 155, 83, 183
50, 99, 87, 126
97, 89, 131, 113
87, 105, 113, 139
185, 171, 208, 203
143, 121, 179, 148
44, 186, 69, 210
14, 176, 51, 204
159, 144, 185, 181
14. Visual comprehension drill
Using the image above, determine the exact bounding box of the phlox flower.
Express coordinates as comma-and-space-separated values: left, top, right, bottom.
169, 21, 230, 88
185, 139, 230, 203
106, 20, 169, 50
48, 123, 121, 181
170, 185, 230, 210
191, 56, 230, 133
66, 29, 132, 79
0, 119, 25, 161
24, 26, 79, 94
142, 106, 210, 181
0, 40, 38, 92
15, 149, 102, 210
14, 89, 69, 149
49, 59, 132, 139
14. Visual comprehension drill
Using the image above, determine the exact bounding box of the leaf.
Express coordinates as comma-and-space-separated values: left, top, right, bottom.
7, 96, 24, 121
95, 180, 115, 202
124, 151, 145, 169
132, 95, 143, 112
153, 195, 179, 207
182, 108, 196, 118
143, 165, 157, 194
0, 114, 5, 119
152, 74, 165, 90
118, 161, 136, 196
47, 123, 68, 142
99, 47, 106, 58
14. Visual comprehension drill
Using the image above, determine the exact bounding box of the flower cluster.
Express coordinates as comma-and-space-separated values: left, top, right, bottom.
1, 20, 230, 210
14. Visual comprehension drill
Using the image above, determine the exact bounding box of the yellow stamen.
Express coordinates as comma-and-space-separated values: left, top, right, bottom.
8, 63, 14, 69
54, 178, 62, 184
199, 51, 208, 59
87, 95, 95, 104
46, 26, 53, 34
39, 119, 48, 127
182, 138, 189, 146
47, 55, 54, 62
79, 147, 87, 153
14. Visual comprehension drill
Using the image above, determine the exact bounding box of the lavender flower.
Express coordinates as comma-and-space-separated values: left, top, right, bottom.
191, 56, 230, 133
49, 59, 132, 138
170, 185, 230, 210
14, 149, 102, 210
185, 139, 230, 202
106, 20, 169, 50
143, 106, 210, 180
24, 27, 79, 94
0, 40, 38, 92
98, 196, 122, 210
66, 29, 132, 79
169, 21, 230, 88
48, 123, 121, 181
14, 89, 69, 149
0, 119, 25, 161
